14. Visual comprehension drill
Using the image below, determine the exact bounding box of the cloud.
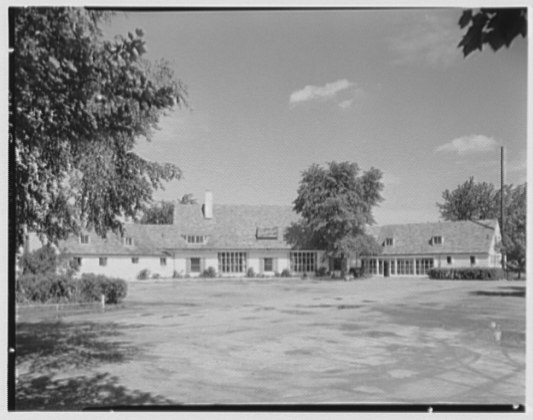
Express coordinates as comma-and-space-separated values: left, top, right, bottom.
338, 98, 354, 110
390, 12, 461, 67
289, 79, 356, 106
436, 135, 499, 155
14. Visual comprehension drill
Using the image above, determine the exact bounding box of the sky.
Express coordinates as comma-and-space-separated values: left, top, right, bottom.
103, 8, 528, 225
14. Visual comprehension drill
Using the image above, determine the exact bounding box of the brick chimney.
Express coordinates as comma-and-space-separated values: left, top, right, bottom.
203, 190, 213, 219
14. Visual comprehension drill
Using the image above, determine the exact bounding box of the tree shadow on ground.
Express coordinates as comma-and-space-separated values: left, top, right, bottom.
15, 320, 166, 409
470, 286, 525, 298
16, 372, 174, 410
16, 321, 141, 372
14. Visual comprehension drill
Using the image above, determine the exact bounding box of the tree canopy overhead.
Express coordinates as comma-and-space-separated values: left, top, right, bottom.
11, 7, 187, 248
458, 8, 527, 57
287, 161, 384, 274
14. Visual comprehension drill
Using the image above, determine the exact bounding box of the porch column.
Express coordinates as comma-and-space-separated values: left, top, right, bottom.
393, 259, 397, 276
413, 257, 417, 275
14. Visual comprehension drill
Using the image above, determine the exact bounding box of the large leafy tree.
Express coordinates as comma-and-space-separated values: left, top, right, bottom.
11, 7, 187, 248
437, 177, 499, 221
139, 200, 174, 225
287, 161, 383, 275
437, 178, 526, 275
458, 8, 527, 57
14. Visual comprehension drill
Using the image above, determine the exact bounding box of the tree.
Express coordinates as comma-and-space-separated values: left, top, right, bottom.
287, 161, 384, 276
140, 201, 174, 224
458, 8, 527, 57
11, 8, 187, 249
437, 179, 526, 275
179, 193, 198, 204
437, 177, 499, 221
502, 183, 526, 277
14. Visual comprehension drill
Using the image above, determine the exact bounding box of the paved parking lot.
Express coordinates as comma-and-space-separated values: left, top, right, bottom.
16, 276, 525, 408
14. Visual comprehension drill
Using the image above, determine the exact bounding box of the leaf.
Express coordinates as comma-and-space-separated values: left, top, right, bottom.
458, 9, 473, 29
48, 55, 61, 69
135, 28, 144, 37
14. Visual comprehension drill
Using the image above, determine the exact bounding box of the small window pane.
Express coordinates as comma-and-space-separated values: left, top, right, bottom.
99, 257, 107, 266
264, 258, 273, 272
191, 258, 201, 272
160, 257, 167, 266
132, 257, 139, 264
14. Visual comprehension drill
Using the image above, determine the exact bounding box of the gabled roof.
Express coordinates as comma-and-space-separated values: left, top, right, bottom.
60, 204, 299, 255
366, 219, 499, 256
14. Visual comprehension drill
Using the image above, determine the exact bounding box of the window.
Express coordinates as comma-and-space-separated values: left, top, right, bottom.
384, 237, 394, 246
396, 259, 414, 275
263, 258, 273, 272
183, 235, 206, 244
160, 257, 167, 266
80, 234, 90, 244
446, 256, 452, 265
415, 258, 434, 275
256, 227, 278, 240
378, 259, 383, 275
432, 236, 443, 245
365, 259, 378, 275
99, 257, 107, 266
190, 258, 201, 273
218, 252, 247, 273
290, 252, 316, 273
470, 256, 476, 266
132, 257, 139, 264
124, 237, 134, 246
390, 260, 396, 275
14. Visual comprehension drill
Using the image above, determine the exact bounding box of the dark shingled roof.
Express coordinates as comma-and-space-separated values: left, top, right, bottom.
366, 219, 499, 256
60, 204, 299, 255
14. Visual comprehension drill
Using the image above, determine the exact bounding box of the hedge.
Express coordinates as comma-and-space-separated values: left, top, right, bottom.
16, 273, 128, 304
427, 267, 505, 280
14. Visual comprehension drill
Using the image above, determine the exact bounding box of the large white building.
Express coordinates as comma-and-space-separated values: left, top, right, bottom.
57, 192, 503, 280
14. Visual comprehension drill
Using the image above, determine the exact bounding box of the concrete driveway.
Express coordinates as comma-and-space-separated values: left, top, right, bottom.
15, 277, 525, 408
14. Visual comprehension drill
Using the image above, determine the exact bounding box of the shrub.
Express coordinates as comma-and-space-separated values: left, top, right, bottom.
201, 266, 217, 278
19, 245, 57, 275
79, 273, 128, 304
137, 269, 151, 280
274, 271, 281, 277
301, 272, 308, 280
280, 268, 292, 278
427, 267, 505, 280
173, 270, 183, 279
16, 273, 74, 304
152, 273, 161, 279
246, 267, 255, 278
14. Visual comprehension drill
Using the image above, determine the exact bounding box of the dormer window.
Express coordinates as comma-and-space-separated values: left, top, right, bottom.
80, 234, 90, 244
124, 237, 134, 246
182, 235, 206, 244
432, 236, 443, 245
256, 227, 278, 240
384, 237, 394, 246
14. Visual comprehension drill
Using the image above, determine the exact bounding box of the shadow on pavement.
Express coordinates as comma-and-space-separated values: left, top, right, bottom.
470, 286, 525, 298
16, 372, 174, 410
15, 320, 159, 409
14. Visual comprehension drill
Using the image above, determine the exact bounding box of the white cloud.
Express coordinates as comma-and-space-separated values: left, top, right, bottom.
436, 135, 499, 156
338, 98, 354, 110
390, 12, 461, 68
289, 79, 355, 106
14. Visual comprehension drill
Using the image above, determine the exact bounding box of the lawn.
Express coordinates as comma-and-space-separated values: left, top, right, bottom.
15, 276, 526, 409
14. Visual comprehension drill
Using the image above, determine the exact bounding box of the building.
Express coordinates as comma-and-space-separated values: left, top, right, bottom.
57, 192, 503, 280
59, 192, 328, 279
360, 219, 502, 277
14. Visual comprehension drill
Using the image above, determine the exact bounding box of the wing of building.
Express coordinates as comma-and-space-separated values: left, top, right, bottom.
360, 219, 502, 276
56, 192, 502, 279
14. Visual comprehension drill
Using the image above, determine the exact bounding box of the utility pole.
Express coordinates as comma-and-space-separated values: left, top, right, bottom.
500, 146, 506, 276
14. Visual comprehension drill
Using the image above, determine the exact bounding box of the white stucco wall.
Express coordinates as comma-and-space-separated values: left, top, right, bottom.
76, 255, 174, 280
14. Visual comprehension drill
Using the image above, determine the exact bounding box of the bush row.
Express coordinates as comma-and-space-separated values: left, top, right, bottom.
16, 273, 127, 304
427, 267, 505, 280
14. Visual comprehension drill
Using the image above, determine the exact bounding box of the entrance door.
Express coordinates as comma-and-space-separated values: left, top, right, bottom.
384, 261, 390, 277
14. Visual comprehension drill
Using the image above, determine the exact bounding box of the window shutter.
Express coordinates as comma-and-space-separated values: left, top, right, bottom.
200, 258, 206, 273
259, 258, 264, 273
186, 258, 191, 274
273, 258, 278, 273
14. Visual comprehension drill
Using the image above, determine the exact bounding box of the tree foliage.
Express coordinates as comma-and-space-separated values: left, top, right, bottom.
458, 8, 527, 57
140, 200, 174, 224
437, 177, 499, 221
11, 7, 187, 248
287, 161, 384, 273
179, 193, 198, 204
437, 178, 526, 274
